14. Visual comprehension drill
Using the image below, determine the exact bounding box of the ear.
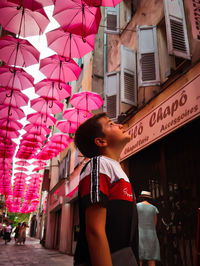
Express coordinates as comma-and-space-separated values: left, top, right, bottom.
94, 137, 107, 148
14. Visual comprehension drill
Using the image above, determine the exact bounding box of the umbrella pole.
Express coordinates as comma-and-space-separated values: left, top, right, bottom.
17, 7, 25, 38
82, 6, 86, 43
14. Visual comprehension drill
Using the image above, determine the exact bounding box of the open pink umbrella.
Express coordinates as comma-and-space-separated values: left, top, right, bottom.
0, 118, 23, 131
23, 123, 51, 135
63, 108, 92, 125
35, 79, 71, 101
49, 133, 71, 144
30, 96, 64, 115
32, 166, 45, 172
70, 91, 104, 111
0, 87, 29, 106
0, 129, 20, 139
56, 120, 77, 134
0, 104, 25, 120
15, 167, 28, 172
27, 112, 56, 127
8, 0, 55, 10
15, 160, 31, 166
32, 161, 47, 167
0, 35, 40, 68
0, 1, 50, 37
20, 141, 42, 149
83, 0, 123, 7
53, 0, 101, 40
22, 133, 46, 142
46, 28, 95, 60
39, 55, 81, 83
0, 66, 34, 91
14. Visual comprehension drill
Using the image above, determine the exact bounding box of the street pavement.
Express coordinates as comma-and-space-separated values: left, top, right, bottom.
0, 236, 73, 266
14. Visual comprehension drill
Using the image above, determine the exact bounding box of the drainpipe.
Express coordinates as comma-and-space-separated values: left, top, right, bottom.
103, 32, 107, 107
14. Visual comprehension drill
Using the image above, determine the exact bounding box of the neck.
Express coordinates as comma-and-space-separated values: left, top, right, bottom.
101, 147, 122, 162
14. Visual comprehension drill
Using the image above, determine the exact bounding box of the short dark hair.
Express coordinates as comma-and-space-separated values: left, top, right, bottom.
74, 112, 107, 158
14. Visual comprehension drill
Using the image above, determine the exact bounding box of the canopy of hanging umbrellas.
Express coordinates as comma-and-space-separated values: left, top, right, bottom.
0, 0, 122, 213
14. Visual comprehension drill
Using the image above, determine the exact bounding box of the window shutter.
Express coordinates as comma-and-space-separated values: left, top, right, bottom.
120, 45, 137, 106
137, 25, 160, 87
104, 72, 119, 120
163, 0, 190, 60
105, 6, 119, 34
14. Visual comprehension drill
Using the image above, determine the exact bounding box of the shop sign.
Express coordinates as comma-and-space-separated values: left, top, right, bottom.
189, 0, 200, 40
50, 183, 65, 205
120, 73, 200, 161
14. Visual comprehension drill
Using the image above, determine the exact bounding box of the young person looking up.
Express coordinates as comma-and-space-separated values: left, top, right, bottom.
74, 113, 139, 266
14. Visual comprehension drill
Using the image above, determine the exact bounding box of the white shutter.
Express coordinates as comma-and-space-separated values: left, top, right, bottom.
163, 0, 190, 60
104, 72, 119, 120
120, 45, 137, 106
137, 25, 160, 87
105, 6, 119, 34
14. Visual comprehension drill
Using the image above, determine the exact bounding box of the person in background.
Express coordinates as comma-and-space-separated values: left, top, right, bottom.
0, 219, 3, 237
74, 112, 139, 266
3, 222, 12, 245
14, 223, 21, 243
17, 222, 29, 245
137, 191, 160, 266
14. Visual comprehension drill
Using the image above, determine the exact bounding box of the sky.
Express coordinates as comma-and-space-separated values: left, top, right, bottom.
12, 5, 60, 180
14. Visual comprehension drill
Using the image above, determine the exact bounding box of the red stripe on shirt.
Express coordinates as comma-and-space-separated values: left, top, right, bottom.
109, 179, 133, 202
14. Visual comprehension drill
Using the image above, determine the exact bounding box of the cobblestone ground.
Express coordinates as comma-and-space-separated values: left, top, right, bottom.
0, 236, 73, 266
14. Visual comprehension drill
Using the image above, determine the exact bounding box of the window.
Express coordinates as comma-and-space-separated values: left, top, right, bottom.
120, 45, 137, 106
105, 6, 119, 34
137, 25, 160, 87
163, 0, 190, 60
58, 149, 71, 180
104, 71, 120, 120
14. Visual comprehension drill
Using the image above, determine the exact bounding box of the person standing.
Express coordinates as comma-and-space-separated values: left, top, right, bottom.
137, 191, 160, 266
14, 223, 21, 243
3, 222, 12, 245
17, 222, 28, 245
74, 113, 139, 266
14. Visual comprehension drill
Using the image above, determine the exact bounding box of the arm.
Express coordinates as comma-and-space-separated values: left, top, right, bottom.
86, 205, 112, 266
155, 214, 157, 226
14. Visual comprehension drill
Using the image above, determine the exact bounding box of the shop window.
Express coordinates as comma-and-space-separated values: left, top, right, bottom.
137, 25, 160, 87
104, 71, 120, 121
163, 0, 190, 60
58, 149, 71, 180
105, 6, 120, 34
120, 45, 137, 107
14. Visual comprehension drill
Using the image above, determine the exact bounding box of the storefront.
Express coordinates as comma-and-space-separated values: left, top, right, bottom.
121, 67, 200, 266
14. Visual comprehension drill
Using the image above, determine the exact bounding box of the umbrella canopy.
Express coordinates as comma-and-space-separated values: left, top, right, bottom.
14, 167, 28, 172
0, 104, 25, 120
0, 118, 23, 131
49, 133, 71, 144
0, 35, 40, 67
0, 1, 50, 37
23, 123, 51, 135
15, 160, 31, 166
0, 129, 20, 139
0, 87, 29, 106
8, 0, 55, 10
53, 0, 101, 40
39, 55, 81, 83
32, 161, 47, 167
84, 0, 123, 7
46, 28, 95, 59
70, 91, 104, 111
35, 79, 71, 101
32, 166, 45, 172
27, 112, 56, 126
22, 133, 47, 142
56, 120, 77, 134
30, 96, 64, 115
0, 66, 34, 90
63, 108, 92, 125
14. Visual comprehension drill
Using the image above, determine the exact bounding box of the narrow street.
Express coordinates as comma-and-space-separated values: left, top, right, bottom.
0, 237, 73, 266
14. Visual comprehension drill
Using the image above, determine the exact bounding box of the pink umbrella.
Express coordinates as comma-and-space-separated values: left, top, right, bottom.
0, 1, 50, 37
56, 120, 77, 134
35, 79, 71, 101
53, 0, 101, 40
14, 172, 28, 178
32, 160, 47, 167
23, 123, 51, 135
39, 55, 81, 83
49, 133, 71, 144
32, 166, 45, 172
0, 87, 29, 106
15, 167, 28, 172
8, 0, 55, 10
84, 0, 123, 7
63, 108, 92, 125
19, 141, 42, 149
0, 129, 20, 139
22, 133, 46, 142
0, 118, 23, 131
70, 91, 104, 111
15, 160, 31, 166
27, 112, 56, 127
0, 104, 25, 120
46, 28, 95, 59
0, 35, 40, 67
0, 66, 34, 90
30, 96, 64, 115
